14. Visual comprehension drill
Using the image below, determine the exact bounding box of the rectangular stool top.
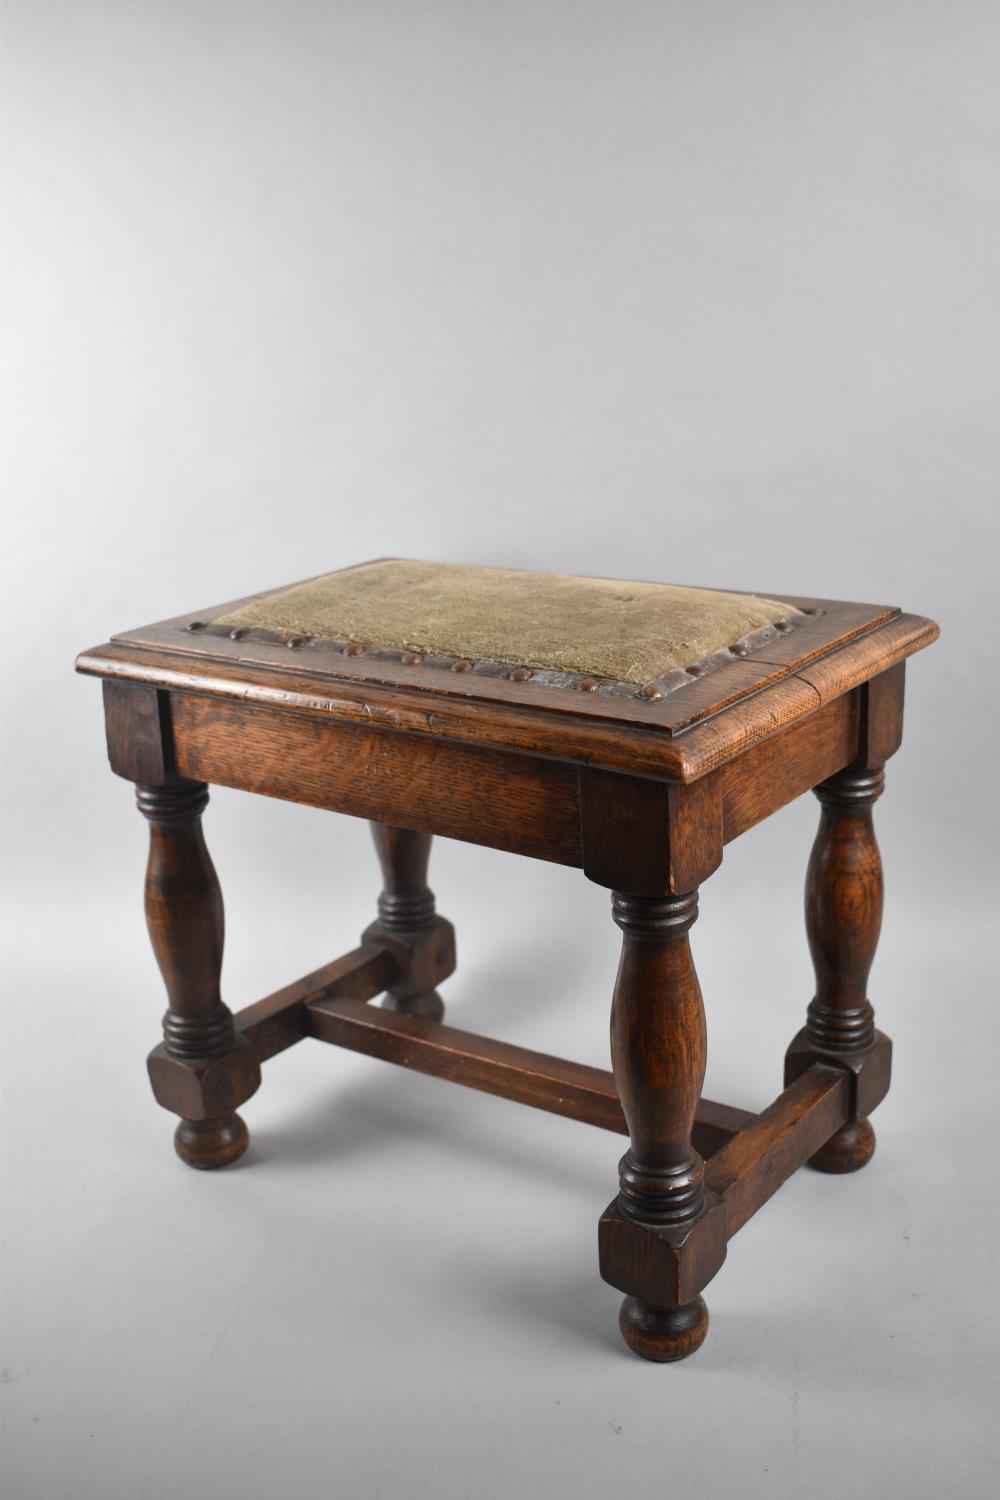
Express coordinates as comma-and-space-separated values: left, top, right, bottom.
77, 559, 938, 781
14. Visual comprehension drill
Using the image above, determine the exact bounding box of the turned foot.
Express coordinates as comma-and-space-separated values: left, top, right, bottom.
808, 1117, 876, 1174
174, 1113, 249, 1169
619, 1295, 709, 1363
380, 989, 445, 1022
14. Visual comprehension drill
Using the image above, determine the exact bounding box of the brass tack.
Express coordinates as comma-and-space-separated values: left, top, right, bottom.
186, 621, 207, 632
343, 643, 365, 656
639, 683, 664, 700
686, 664, 706, 677
775, 619, 793, 632
287, 635, 311, 649
510, 667, 533, 681
451, 659, 474, 672
229, 628, 247, 640
729, 642, 749, 657
576, 677, 599, 692
801, 607, 822, 617
401, 653, 422, 665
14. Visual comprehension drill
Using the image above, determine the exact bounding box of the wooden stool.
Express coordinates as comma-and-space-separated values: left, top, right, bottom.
76, 560, 938, 1362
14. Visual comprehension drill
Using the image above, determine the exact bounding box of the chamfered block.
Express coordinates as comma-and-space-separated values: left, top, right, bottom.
147, 1036, 262, 1123
598, 1192, 728, 1308
784, 1027, 892, 1121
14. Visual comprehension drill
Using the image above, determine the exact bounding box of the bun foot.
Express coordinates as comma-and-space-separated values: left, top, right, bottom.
380, 990, 445, 1022
174, 1113, 249, 1169
618, 1295, 709, 1363
808, 1118, 876, 1173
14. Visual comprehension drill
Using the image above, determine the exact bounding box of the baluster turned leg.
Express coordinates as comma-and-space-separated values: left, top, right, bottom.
785, 765, 890, 1172
599, 892, 726, 1362
364, 824, 455, 1021
138, 781, 258, 1168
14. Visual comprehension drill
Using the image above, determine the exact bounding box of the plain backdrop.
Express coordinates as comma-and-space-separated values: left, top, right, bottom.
3, 3, 999, 1498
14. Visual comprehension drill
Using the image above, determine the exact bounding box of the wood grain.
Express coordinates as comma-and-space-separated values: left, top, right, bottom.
137, 780, 255, 1168
303, 994, 753, 1153
609, 892, 708, 1225
707, 1066, 850, 1234
170, 692, 583, 866
719, 691, 859, 843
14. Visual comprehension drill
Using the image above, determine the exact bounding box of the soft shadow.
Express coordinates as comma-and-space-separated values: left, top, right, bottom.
247, 1061, 614, 1201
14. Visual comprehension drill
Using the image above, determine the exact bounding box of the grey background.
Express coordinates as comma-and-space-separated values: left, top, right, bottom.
3, 3, 999, 1497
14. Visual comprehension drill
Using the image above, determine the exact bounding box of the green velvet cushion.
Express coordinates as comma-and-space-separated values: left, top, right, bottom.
216, 560, 795, 685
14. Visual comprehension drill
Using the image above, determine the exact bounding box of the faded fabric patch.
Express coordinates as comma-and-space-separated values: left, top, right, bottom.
215, 560, 795, 684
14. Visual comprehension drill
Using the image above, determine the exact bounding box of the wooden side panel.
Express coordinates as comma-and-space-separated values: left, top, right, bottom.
170, 692, 583, 866
718, 692, 859, 843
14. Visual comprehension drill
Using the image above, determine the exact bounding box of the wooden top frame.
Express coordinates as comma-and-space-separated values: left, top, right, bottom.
76, 565, 938, 783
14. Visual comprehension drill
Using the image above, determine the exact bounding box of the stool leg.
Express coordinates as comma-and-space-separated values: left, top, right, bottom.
137, 781, 258, 1168
599, 891, 725, 1362
785, 765, 889, 1173
364, 824, 456, 1021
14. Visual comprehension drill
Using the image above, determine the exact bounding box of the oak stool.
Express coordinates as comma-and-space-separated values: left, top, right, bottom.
76, 560, 938, 1362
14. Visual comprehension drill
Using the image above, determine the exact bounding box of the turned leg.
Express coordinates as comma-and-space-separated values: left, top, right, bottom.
363, 824, 456, 1021
599, 892, 727, 1362
138, 781, 260, 1168
785, 765, 892, 1173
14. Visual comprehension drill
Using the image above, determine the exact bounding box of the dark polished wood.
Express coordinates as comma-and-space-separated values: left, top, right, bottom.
365, 825, 452, 1021
303, 991, 753, 1151
609, 892, 707, 1226
619, 1294, 710, 1363
235, 946, 400, 1061
598, 891, 726, 1361
786, 764, 887, 1172
137, 780, 257, 1168
169, 692, 582, 866
77, 565, 939, 1365
707, 1065, 850, 1232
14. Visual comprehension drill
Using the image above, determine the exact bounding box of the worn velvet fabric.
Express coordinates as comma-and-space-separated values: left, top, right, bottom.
216, 560, 794, 684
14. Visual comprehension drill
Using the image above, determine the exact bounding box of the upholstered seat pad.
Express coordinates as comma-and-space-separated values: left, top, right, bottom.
216, 560, 796, 686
